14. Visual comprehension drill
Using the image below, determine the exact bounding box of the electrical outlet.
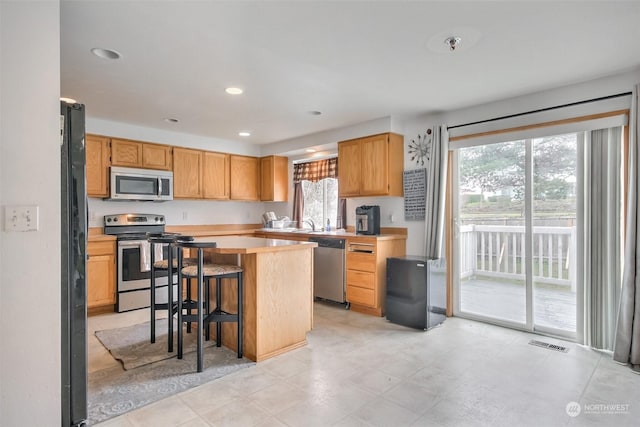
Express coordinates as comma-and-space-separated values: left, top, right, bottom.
4, 205, 39, 231
182, 211, 188, 220
390, 214, 395, 223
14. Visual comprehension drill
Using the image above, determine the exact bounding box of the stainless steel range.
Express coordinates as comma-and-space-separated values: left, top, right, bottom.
104, 213, 177, 312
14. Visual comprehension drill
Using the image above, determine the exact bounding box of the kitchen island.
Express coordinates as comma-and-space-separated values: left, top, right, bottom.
189, 236, 316, 362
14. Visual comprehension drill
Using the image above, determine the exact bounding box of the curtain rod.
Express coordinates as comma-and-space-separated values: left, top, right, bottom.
447, 91, 632, 131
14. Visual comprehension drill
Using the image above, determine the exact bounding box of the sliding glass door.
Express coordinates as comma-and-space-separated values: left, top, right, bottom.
454, 133, 578, 338
531, 134, 578, 334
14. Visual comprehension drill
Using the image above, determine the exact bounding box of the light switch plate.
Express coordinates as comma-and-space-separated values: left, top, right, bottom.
4, 205, 39, 232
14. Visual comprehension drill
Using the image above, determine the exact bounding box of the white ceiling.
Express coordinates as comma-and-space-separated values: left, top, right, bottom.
61, 1, 640, 148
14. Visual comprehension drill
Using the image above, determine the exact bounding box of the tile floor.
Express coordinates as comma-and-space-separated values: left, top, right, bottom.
90, 302, 640, 427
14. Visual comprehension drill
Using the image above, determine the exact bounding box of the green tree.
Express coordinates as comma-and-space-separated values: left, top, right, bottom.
460, 133, 576, 202
533, 134, 576, 200
460, 140, 524, 200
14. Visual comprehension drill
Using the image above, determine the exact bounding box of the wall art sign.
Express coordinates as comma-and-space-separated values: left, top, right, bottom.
403, 168, 426, 221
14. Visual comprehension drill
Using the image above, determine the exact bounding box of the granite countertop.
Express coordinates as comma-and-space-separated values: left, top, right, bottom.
255, 228, 407, 241
191, 235, 317, 254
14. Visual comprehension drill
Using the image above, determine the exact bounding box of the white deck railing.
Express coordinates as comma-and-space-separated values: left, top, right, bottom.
459, 224, 576, 291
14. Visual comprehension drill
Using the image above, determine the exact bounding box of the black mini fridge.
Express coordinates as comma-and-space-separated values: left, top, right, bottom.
386, 256, 446, 330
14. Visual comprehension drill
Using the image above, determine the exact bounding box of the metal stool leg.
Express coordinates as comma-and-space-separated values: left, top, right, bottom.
205, 277, 211, 341
216, 277, 222, 347
150, 242, 157, 344
177, 245, 184, 360
237, 271, 243, 358
167, 246, 174, 353
186, 271, 192, 334
196, 248, 204, 373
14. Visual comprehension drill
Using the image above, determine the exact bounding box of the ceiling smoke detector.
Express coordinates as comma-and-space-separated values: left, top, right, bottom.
444, 36, 462, 51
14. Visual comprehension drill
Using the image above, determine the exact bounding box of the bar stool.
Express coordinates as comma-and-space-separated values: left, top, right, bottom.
147, 233, 195, 352
174, 239, 244, 372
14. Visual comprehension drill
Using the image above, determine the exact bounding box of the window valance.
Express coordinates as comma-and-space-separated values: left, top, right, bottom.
293, 157, 338, 183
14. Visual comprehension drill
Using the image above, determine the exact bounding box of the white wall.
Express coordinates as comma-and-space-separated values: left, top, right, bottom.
88, 117, 261, 156
88, 198, 266, 228
0, 1, 61, 424
261, 116, 396, 156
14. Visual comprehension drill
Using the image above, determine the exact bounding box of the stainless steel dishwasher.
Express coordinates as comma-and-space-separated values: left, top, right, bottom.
309, 237, 346, 303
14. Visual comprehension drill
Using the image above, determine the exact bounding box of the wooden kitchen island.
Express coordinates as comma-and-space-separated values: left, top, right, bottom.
189, 235, 316, 362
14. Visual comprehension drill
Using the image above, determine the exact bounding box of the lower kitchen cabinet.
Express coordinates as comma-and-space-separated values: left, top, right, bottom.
254, 230, 407, 317
87, 240, 116, 313
346, 236, 405, 316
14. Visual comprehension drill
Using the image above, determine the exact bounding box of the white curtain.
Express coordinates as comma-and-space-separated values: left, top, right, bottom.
424, 125, 449, 258
614, 84, 640, 373
580, 127, 623, 350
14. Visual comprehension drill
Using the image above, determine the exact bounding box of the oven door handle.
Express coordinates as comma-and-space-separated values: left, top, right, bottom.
119, 240, 147, 248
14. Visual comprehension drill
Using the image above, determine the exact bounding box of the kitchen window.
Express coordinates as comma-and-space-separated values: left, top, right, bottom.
293, 157, 342, 229
301, 178, 338, 229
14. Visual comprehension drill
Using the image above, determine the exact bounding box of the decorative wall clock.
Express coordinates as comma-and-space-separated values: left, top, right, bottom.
408, 128, 431, 166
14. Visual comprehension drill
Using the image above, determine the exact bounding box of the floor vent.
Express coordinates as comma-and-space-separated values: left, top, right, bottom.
528, 340, 569, 353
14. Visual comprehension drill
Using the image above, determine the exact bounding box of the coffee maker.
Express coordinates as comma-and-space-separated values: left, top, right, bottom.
356, 205, 380, 235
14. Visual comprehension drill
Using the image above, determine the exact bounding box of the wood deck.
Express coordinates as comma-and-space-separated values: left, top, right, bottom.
460, 277, 576, 332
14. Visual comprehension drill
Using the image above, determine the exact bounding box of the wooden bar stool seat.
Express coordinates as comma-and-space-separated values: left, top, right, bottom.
153, 257, 197, 270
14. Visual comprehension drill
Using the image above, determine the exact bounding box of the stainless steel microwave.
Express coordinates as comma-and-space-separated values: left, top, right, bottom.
109, 166, 173, 201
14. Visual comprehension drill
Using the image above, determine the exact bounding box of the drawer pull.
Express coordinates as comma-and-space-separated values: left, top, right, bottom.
349, 248, 374, 254
348, 242, 375, 254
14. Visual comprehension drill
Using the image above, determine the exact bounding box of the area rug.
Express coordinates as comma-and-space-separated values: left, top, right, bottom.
95, 318, 215, 370
89, 321, 254, 425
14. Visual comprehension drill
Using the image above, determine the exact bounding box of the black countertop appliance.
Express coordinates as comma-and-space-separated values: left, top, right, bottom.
356, 205, 380, 235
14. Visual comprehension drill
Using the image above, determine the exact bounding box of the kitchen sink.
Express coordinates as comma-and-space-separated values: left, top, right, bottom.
262, 228, 329, 234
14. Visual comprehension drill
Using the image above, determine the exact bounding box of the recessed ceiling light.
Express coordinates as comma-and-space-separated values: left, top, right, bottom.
60, 97, 77, 104
225, 87, 244, 95
308, 110, 322, 116
238, 131, 251, 137
163, 117, 179, 123
305, 149, 317, 153
91, 47, 121, 60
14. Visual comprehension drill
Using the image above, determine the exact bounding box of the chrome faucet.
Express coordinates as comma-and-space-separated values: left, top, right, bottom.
303, 218, 317, 231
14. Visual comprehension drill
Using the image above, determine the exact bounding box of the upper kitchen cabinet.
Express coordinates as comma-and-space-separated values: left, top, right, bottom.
337, 139, 361, 197
260, 155, 288, 202
230, 155, 260, 201
173, 147, 202, 198
338, 133, 404, 197
86, 134, 111, 198
111, 138, 173, 171
203, 151, 230, 200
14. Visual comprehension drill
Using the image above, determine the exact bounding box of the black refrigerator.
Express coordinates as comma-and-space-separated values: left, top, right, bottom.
386, 256, 446, 330
60, 101, 88, 427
